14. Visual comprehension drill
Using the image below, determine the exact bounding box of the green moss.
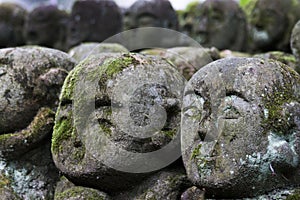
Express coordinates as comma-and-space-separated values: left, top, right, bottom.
191, 144, 202, 160
262, 63, 299, 135
286, 189, 300, 200
51, 113, 73, 154
99, 53, 136, 78
55, 186, 106, 200
164, 129, 177, 139
0, 174, 10, 188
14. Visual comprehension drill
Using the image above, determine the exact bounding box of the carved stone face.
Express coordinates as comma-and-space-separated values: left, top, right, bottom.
24, 5, 68, 50
66, 0, 122, 49
181, 58, 300, 197
124, 0, 178, 30
249, 0, 300, 52
0, 3, 27, 48
187, 0, 247, 51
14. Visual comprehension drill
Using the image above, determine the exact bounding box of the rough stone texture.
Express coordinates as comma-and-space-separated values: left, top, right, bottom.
68, 42, 128, 62
0, 3, 27, 48
51, 53, 185, 192
254, 51, 297, 72
54, 177, 110, 200
141, 47, 219, 80
0, 46, 76, 134
24, 5, 69, 51
181, 57, 300, 198
124, 0, 178, 30
181, 186, 205, 200
0, 107, 54, 159
291, 20, 300, 74
66, 0, 122, 49
0, 173, 21, 199
247, 0, 300, 52
0, 140, 59, 200
183, 0, 247, 51
113, 165, 190, 200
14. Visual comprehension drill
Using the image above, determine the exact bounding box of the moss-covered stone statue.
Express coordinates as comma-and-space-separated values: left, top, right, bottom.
0, 3, 27, 48
123, 0, 178, 30
291, 20, 300, 74
246, 0, 300, 52
181, 58, 300, 198
0, 46, 76, 159
66, 0, 122, 49
51, 53, 185, 192
24, 5, 69, 51
183, 0, 247, 51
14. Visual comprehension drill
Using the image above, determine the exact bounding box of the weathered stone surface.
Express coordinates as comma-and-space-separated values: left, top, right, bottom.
0, 107, 54, 159
66, 0, 122, 49
254, 51, 297, 72
183, 0, 247, 51
0, 140, 59, 199
181, 58, 300, 198
0, 173, 21, 199
54, 177, 110, 200
141, 47, 219, 80
291, 20, 300, 74
24, 5, 69, 51
0, 3, 27, 48
68, 42, 128, 62
0, 46, 75, 134
52, 53, 185, 192
113, 166, 190, 200
124, 0, 178, 30
181, 186, 205, 200
247, 0, 300, 52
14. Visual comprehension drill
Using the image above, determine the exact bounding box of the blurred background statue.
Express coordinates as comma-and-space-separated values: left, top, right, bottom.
0, 3, 27, 48
183, 0, 248, 51
24, 5, 68, 51
123, 0, 178, 30
247, 0, 300, 52
66, 0, 122, 49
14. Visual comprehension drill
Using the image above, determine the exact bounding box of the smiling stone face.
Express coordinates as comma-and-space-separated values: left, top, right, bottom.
181, 58, 300, 198
185, 0, 247, 51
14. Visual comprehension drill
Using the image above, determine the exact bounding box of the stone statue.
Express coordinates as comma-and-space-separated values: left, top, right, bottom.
24, 5, 68, 51
0, 3, 27, 48
66, 0, 122, 49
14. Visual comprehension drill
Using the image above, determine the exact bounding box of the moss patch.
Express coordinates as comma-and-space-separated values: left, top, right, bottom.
51, 111, 73, 154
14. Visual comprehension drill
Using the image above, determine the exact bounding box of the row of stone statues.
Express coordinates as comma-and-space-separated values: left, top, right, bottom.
0, 44, 299, 199
1, 0, 300, 53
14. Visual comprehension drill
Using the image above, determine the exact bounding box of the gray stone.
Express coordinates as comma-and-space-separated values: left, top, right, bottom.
54, 177, 110, 200
181, 186, 205, 200
68, 42, 128, 62
113, 166, 190, 200
0, 140, 59, 200
181, 57, 300, 198
0, 46, 75, 135
141, 47, 219, 80
51, 53, 186, 192
291, 20, 300, 74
